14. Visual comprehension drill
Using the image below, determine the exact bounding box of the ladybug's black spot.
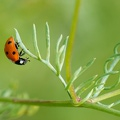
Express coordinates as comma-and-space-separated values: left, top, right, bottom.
5, 51, 8, 55
12, 51, 16, 55
8, 41, 12, 44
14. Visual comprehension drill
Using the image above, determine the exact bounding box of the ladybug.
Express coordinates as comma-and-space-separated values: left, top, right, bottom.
4, 36, 29, 65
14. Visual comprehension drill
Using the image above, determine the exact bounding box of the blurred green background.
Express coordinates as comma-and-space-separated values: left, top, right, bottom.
0, 0, 120, 120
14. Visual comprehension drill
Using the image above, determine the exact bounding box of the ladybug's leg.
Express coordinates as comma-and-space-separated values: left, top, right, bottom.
26, 57, 30, 62
15, 42, 20, 49
19, 49, 25, 56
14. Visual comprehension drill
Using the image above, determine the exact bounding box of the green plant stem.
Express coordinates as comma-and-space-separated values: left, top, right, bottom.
0, 97, 120, 117
65, 0, 81, 103
91, 89, 120, 103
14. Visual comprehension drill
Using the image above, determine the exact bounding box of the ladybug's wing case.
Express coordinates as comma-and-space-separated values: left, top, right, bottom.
4, 37, 19, 62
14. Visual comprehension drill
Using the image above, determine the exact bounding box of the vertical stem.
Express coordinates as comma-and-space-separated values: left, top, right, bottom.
65, 0, 81, 103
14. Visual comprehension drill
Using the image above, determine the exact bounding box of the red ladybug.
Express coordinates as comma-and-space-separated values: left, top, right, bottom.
4, 37, 29, 65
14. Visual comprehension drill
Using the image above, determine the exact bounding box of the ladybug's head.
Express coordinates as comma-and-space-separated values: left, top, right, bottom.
15, 58, 30, 65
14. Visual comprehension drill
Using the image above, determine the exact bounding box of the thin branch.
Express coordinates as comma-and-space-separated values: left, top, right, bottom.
91, 89, 120, 103
0, 97, 120, 117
